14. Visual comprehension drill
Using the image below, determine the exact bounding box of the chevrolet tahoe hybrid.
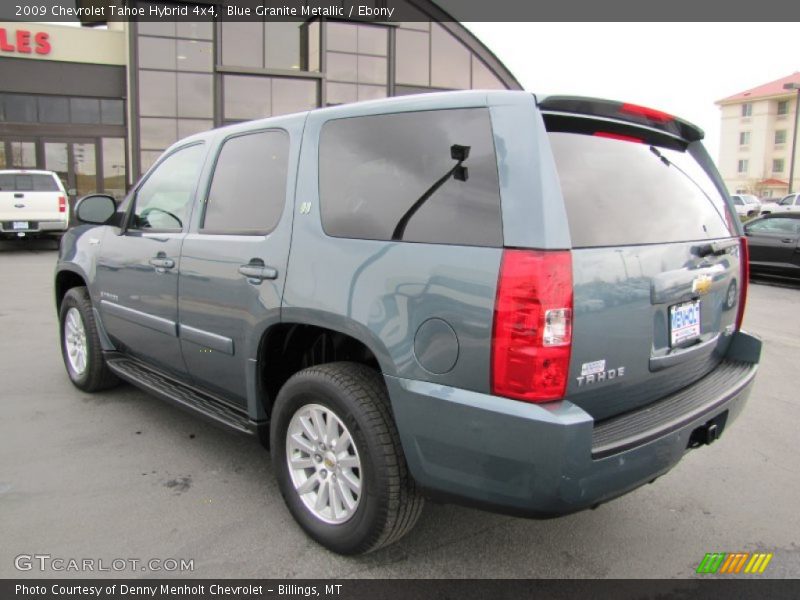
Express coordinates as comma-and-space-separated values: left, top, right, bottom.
55, 91, 761, 555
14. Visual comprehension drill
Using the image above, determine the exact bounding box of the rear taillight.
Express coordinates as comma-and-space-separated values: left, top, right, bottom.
736, 237, 749, 330
491, 249, 573, 403
58, 195, 66, 213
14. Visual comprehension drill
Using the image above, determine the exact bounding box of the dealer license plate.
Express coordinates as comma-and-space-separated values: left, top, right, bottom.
12, 221, 29, 230
670, 300, 701, 346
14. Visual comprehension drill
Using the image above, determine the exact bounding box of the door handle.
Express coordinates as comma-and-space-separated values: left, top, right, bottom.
149, 256, 175, 270
781, 238, 794, 243
239, 259, 278, 283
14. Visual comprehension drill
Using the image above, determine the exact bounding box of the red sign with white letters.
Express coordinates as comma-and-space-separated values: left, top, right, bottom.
0, 28, 52, 55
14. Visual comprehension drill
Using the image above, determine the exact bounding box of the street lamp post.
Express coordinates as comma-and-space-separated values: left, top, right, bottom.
783, 82, 800, 193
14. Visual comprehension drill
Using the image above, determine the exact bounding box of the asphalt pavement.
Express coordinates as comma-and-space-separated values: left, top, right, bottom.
1, 239, 798, 579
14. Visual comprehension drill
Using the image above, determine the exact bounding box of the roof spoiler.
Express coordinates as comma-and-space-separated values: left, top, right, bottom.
538, 96, 704, 143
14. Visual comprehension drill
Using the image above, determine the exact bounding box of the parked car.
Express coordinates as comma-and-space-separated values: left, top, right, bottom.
0, 169, 69, 241
760, 192, 800, 215
744, 213, 800, 277
730, 194, 760, 217
54, 91, 761, 555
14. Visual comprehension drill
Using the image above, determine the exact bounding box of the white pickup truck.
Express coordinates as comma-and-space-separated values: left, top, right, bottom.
0, 170, 69, 241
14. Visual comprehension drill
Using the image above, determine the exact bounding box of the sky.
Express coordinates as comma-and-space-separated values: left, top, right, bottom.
464, 22, 800, 162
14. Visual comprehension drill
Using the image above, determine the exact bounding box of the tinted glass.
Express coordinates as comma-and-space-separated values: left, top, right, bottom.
224, 75, 271, 120
176, 40, 213, 72
70, 98, 101, 124
327, 22, 357, 53
38, 97, 69, 123
396, 29, 429, 86
4, 95, 37, 122
139, 117, 178, 149
100, 99, 124, 125
265, 22, 302, 70
0, 174, 59, 191
221, 22, 262, 68
272, 78, 317, 115
177, 73, 213, 118
357, 26, 387, 56
471, 56, 505, 90
133, 143, 205, 230
203, 131, 289, 233
138, 37, 176, 70
548, 132, 735, 247
319, 108, 502, 247
139, 71, 177, 116
430, 24, 470, 89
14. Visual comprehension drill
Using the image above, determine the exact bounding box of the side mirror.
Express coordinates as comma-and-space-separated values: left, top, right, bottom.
75, 194, 118, 225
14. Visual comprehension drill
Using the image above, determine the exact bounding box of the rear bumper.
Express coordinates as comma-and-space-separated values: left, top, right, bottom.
387, 331, 760, 518
1, 220, 68, 235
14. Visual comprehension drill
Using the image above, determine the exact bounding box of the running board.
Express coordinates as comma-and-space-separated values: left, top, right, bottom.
105, 355, 258, 436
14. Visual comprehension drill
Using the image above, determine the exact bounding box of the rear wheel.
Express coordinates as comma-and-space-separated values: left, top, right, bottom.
271, 362, 423, 555
59, 287, 119, 392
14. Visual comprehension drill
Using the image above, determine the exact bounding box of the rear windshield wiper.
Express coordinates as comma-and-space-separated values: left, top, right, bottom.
649, 145, 730, 233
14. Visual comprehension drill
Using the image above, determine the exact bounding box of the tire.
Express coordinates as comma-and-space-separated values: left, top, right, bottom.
59, 286, 120, 392
270, 362, 423, 555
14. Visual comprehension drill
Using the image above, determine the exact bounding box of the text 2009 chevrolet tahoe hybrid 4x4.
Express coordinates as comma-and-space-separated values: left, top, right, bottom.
55, 91, 761, 555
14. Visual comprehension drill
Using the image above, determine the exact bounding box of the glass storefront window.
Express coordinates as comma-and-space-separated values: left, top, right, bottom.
327, 82, 357, 105
327, 22, 358, 53
140, 150, 162, 174
471, 56, 505, 90
140, 117, 178, 150
357, 26, 387, 56
177, 73, 213, 119
221, 22, 263, 69
327, 53, 358, 82
265, 22, 303, 70
430, 24, 470, 89
100, 99, 125, 125
176, 39, 213, 72
70, 98, 101, 124
357, 56, 387, 85
44, 143, 69, 190
8, 141, 36, 168
139, 71, 177, 117
272, 78, 317, 115
177, 21, 213, 41
178, 119, 213, 138
102, 138, 126, 200
138, 37, 176, 70
224, 75, 272, 121
396, 29, 430, 86
38, 97, 70, 124
0, 144, 5, 168
72, 142, 97, 196
5, 95, 37, 122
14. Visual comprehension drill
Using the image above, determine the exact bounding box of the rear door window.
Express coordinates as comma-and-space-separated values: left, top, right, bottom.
201, 130, 289, 234
548, 132, 735, 247
0, 173, 59, 191
318, 108, 502, 247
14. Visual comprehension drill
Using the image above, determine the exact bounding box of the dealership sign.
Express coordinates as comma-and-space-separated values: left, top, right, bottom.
0, 28, 51, 55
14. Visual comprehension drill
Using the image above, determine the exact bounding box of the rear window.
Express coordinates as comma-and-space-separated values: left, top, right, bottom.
0, 173, 60, 192
548, 133, 735, 247
319, 108, 502, 247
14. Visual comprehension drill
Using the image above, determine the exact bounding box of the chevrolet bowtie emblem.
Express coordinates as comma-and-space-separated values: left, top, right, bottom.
692, 274, 713, 295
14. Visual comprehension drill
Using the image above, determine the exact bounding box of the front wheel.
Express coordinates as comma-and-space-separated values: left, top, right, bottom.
59, 287, 119, 392
271, 362, 423, 555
